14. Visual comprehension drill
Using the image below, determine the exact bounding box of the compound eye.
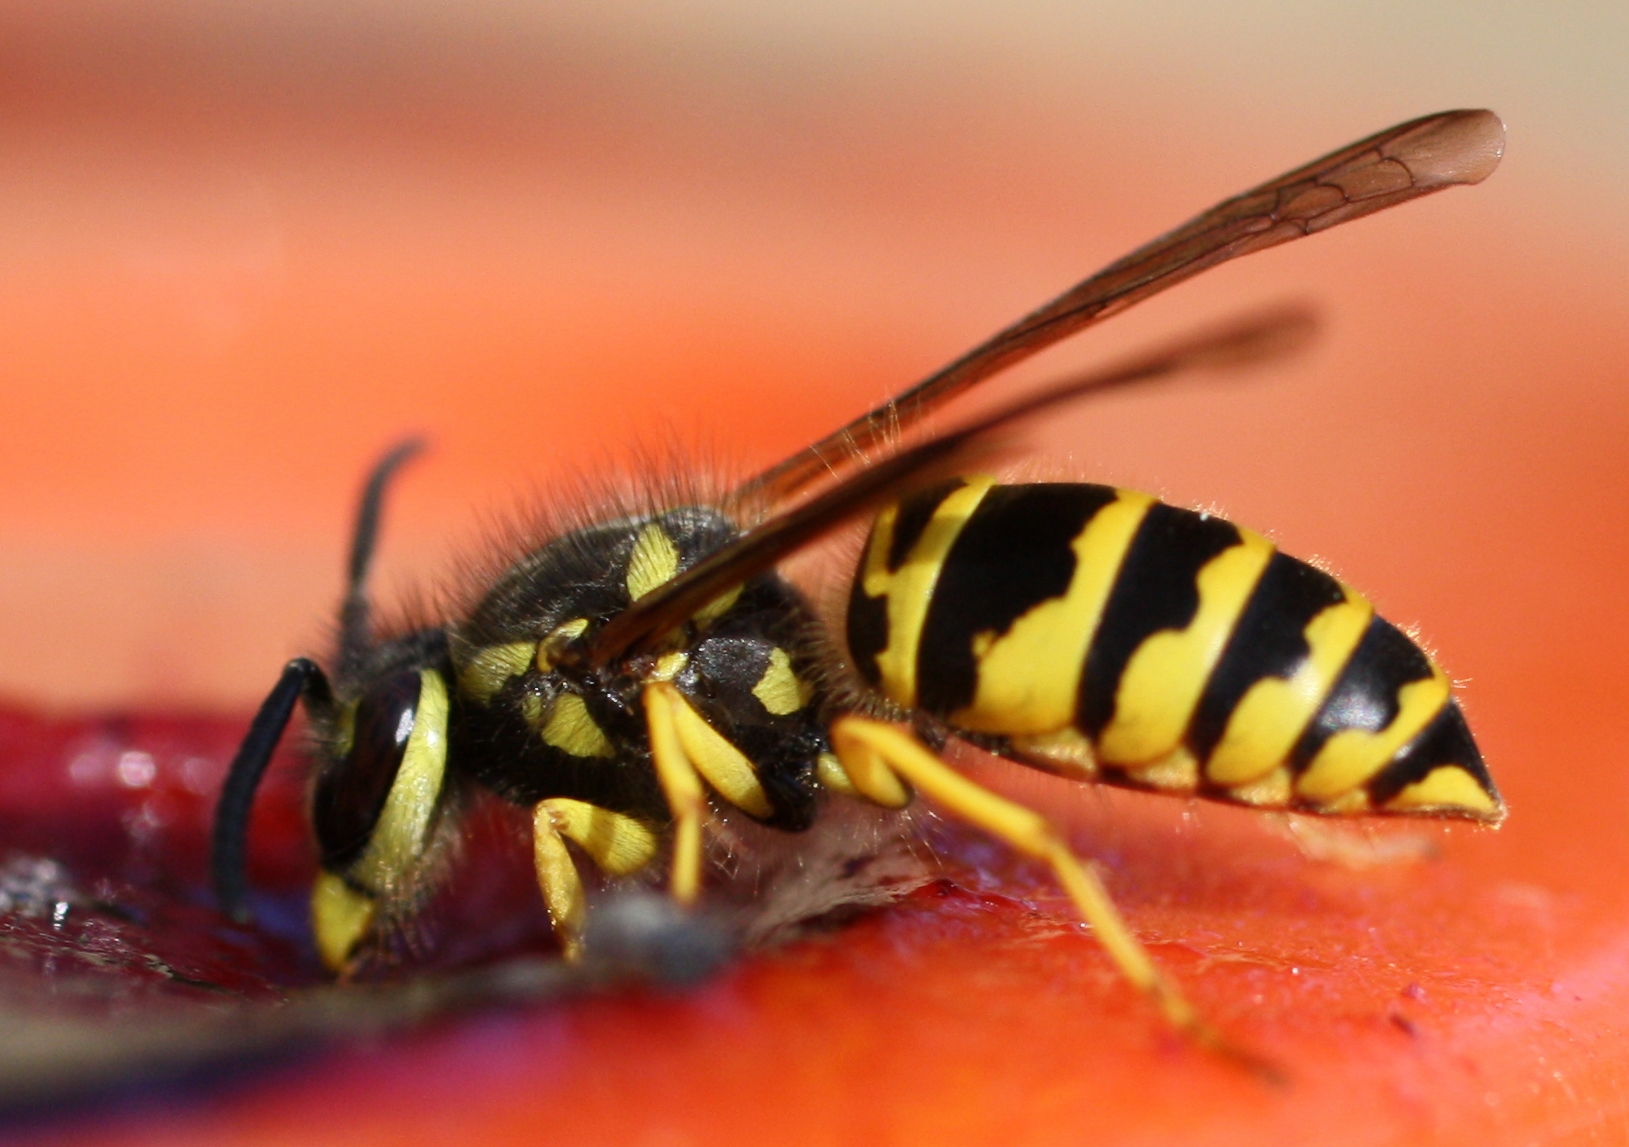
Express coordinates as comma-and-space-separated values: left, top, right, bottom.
313, 669, 432, 871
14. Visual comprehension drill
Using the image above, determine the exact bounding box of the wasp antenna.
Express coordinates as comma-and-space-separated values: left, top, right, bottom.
212, 657, 333, 921
339, 438, 426, 677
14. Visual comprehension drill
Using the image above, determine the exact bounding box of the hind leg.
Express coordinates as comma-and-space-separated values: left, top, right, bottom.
829, 715, 1222, 1047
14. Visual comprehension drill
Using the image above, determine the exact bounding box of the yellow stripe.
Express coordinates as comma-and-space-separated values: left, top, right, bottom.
952, 488, 1155, 735
1204, 587, 1374, 785
541, 693, 615, 759
752, 647, 812, 715
1295, 666, 1451, 803
1383, 766, 1501, 819
863, 478, 996, 708
626, 523, 680, 601
1099, 527, 1276, 766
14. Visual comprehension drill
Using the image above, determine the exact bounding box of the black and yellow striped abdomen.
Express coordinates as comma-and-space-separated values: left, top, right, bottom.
847, 480, 1501, 822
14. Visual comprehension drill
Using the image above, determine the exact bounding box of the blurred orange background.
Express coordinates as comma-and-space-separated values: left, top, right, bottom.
3, 3, 1629, 1144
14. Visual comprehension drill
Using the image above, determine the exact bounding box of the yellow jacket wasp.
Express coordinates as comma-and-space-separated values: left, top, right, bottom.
212, 110, 1505, 1052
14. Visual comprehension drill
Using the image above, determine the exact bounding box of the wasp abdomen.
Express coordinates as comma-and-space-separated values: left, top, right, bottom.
848, 481, 1501, 822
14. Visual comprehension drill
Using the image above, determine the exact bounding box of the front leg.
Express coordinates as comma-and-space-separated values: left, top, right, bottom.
532, 798, 659, 961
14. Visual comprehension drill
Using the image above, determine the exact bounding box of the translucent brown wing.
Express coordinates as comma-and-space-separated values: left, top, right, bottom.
582, 308, 1315, 667
735, 109, 1504, 506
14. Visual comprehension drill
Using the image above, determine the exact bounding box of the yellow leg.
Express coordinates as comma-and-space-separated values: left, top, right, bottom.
830, 716, 1226, 1054
532, 798, 662, 962
643, 682, 707, 905
533, 803, 588, 961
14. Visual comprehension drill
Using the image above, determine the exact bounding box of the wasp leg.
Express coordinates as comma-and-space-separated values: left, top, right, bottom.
828, 716, 1217, 1048
643, 679, 783, 906
642, 682, 707, 904
533, 798, 661, 961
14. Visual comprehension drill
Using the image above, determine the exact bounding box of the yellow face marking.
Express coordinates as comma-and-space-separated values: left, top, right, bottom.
531, 806, 586, 962
862, 478, 997, 709
816, 751, 860, 796
460, 641, 537, 704
541, 692, 615, 759
351, 668, 450, 892
665, 688, 774, 819
752, 647, 812, 715
954, 489, 1156, 736
538, 618, 591, 670
626, 523, 680, 602
311, 869, 377, 973
1098, 527, 1276, 766
1126, 747, 1200, 793
1227, 766, 1293, 808
1383, 765, 1502, 820
542, 797, 659, 876
1205, 590, 1375, 786
1008, 727, 1098, 780
1295, 668, 1451, 803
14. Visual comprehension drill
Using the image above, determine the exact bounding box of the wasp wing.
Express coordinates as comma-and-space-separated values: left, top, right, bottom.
737, 109, 1503, 506
584, 307, 1314, 667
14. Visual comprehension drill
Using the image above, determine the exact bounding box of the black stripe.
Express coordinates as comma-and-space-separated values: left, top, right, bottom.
845, 570, 890, 688
1288, 614, 1435, 773
1078, 504, 1241, 739
886, 479, 968, 572
916, 484, 1119, 717
1186, 552, 1345, 762
1365, 700, 1496, 809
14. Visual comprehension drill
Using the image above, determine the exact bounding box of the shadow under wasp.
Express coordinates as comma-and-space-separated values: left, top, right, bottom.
212, 109, 1506, 1058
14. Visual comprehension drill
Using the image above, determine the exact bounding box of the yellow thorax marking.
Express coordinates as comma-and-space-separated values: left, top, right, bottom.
461, 641, 537, 704
1295, 666, 1451, 802
541, 692, 615, 759
864, 477, 996, 708
752, 647, 812, 715
1099, 527, 1275, 766
954, 488, 1155, 735
692, 584, 743, 626
537, 618, 590, 670
352, 668, 450, 891
1204, 588, 1374, 786
627, 523, 680, 601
